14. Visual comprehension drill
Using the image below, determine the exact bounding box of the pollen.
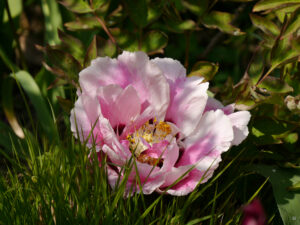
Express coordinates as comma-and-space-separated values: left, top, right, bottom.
126, 119, 173, 157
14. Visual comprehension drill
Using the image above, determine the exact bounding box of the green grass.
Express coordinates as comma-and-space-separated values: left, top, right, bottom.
0, 116, 271, 225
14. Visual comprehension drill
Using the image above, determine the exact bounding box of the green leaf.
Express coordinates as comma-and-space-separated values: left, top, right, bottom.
12, 71, 58, 142
1, 77, 24, 139
182, 1, 209, 16
201, 11, 243, 35
84, 35, 97, 67
284, 133, 298, 144
45, 47, 82, 81
3, 0, 22, 23
64, 17, 100, 31
275, 5, 300, 22
41, 0, 62, 45
258, 77, 293, 93
58, 30, 85, 62
123, 0, 148, 27
250, 14, 280, 36
271, 38, 300, 67
141, 31, 168, 54
188, 61, 219, 82
153, 19, 196, 33
90, 0, 105, 10
59, 0, 93, 14
251, 165, 300, 225
253, 0, 300, 12
282, 7, 300, 38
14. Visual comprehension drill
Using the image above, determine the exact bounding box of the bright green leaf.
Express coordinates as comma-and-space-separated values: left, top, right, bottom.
188, 61, 219, 81
182, 0, 208, 16
282, 7, 300, 38
141, 31, 168, 54
1, 77, 24, 139
201, 11, 243, 35
250, 14, 280, 36
3, 0, 22, 23
41, 0, 62, 45
64, 17, 100, 31
60, 0, 93, 14
253, 0, 300, 12
12, 71, 58, 142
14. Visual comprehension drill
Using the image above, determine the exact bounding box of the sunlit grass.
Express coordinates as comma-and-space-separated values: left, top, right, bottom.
0, 118, 270, 224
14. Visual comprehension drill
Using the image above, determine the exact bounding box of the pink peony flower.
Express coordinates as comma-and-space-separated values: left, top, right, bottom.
70, 51, 250, 196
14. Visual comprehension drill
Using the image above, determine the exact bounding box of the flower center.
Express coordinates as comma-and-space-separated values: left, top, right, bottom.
127, 119, 172, 160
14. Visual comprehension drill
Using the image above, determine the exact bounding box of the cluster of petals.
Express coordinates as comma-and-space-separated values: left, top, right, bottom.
70, 51, 250, 196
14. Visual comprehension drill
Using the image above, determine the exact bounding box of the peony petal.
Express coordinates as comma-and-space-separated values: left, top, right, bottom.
228, 111, 251, 145
97, 84, 141, 128
115, 85, 141, 125
178, 110, 234, 167
99, 117, 131, 159
118, 51, 170, 119
70, 94, 102, 143
97, 84, 123, 128
151, 57, 186, 84
166, 76, 209, 136
125, 161, 165, 195
158, 167, 204, 196
205, 97, 235, 115
79, 57, 130, 97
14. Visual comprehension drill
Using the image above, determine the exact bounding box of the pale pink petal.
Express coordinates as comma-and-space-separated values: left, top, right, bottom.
118, 51, 170, 119
228, 111, 251, 145
120, 106, 154, 140
157, 167, 203, 196
160, 140, 179, 172
97, 85, 141, 128
166, 76, 209, 136
126, 161, 165, 195
99, 117, 131, 159
159, 165, 193, 188
115, 85, 141, 125
70, 95, 102, 143
178, 110, 234, 166
97, 84, 123, 128
79, 57, 130, 97
205, 97, 235, 115
151, 57, 186, 83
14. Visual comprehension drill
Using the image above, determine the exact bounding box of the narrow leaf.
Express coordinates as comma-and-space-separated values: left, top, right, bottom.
253, 0, 300, 12
12, 71, 58, 142
250, 14, 280, 36
1, 77, 24, 138
41, 0, 62, 45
